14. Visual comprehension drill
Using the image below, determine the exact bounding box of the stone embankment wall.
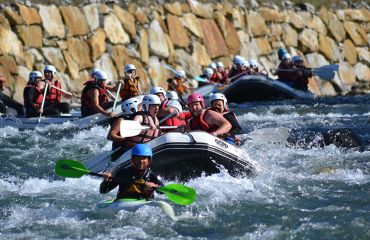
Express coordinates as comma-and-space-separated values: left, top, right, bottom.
0, 1, 369, 103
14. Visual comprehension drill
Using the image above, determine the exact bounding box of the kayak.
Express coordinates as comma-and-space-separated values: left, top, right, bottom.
97, 198, 176, 220
83, 131, 262, 180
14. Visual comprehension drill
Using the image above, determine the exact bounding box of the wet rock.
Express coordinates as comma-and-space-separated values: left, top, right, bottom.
282, 24, 298, 47
83, 4, 99, 31
353, 62, 370, 82
39, 5, 65, 38
104, 14, 130, 44
16, 25, 42, 49
200, 19, 228, 58
328, 11, 346, 42
60, 6, 90, 36
167, 14, 190, 48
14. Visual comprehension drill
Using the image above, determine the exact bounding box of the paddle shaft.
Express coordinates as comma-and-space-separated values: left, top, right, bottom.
107, 90, 118, 101
50, 85, 81, 99
38, 82, 49, 122
113, 83, 122, 110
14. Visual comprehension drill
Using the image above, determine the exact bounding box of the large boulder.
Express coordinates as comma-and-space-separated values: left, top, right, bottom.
16, 25, 42, 49
17, 4, 42, 25
147, 56, 171, 87
356, 47, 370, 65
353, 62, 370, 82
342, 9, 370, 22
83, 4, 99, 31
89, 28, 106, 61
39, 5, 65, 38
247, 11, 268, 37
258, 7, 285, 23
182, 13, 204, 39
282, 24, 298, 47
307, 16, 327, 35
232, 8, 245, 29
200, 19, 228, 58
250, 37, 272, 56
343, 21, 368, 46
4, 7, 23, 26
192, 41, 211, 66
66, 38, 93, 70
285, 10, 305, 29
104, 14, 130, 44
0, 55, 18, 74
0, 26, 24, 60
139, 29, 149, 64
175, 49, 202, 77
60, 6, 90, 36
113, 5, 137, 39
167, 14, 190, 48
343, 39, 358, 65
339, 61, 356, 88
149, 20, 169, 58
319, 34, 340, 62
164, 2, 183, 16
42, 47, 67, 73
328, 11, 346, 42
298, 29, 318, 52
95, 54, 118, 83
187, 0, 212, 18
111, 45, 130, 77
215, 13, 240, 55
62, 50, 79, 80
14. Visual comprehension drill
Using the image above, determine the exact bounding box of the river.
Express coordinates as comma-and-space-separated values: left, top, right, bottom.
1, 95, 369, 239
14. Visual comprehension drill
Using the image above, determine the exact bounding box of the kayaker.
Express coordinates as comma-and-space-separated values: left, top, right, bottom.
118, 64, 142, 101
23, 71, 54, 117
292, 55, 312, 91
228, 55, 246, 81
160, 100, 188, 132
108, 94, 162, 157
209, 93, 242, 145
80, 70, 115, 117
100, 143, 164, 200
150, 86, 171, 120
43, 65, 73, 115
187, 93, 231, 137
0, 74, 24, 116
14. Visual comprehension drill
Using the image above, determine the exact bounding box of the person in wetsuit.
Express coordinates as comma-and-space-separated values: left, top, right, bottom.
100, 143, 164, 199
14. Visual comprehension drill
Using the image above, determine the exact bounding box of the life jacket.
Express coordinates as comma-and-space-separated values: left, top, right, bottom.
161, 99, 169, 110
24, 84, 44, 108
45, 80, 61, 104
188, 108, 218, 133
122, 111, 160, 146
223, 111, 242, 135
161, 112, 187, 127
81, 81, 108, 111
120, 77, 140, 101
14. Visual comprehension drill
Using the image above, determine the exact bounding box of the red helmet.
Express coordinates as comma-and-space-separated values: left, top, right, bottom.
187, 93, 205, 108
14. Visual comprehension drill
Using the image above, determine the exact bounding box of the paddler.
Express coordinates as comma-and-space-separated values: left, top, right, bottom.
150, 86, 172, 120
118, 64, 142, 102
100, 144, 164, 199
187, 93, 231, 137
292, 55, 312, 91
80, 70, 115, 117
209, 93, 242, 145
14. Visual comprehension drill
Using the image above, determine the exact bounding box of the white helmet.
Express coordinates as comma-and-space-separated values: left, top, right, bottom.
29, 71, 43, 83
203, 68, 214, 78
209, 62, 217, 70
90, 68, 100, 77
249, 59, 258, 69
243, 59, 250, 68
44, 65, 57, 77
233, 55, 244, 65
124, 64, 136, 74
150, 87, 166, 98
142, 94, 161, 111
216, 61, 224, 68
282, 53, 291, 60
166, 100, 183, 113
166, 90, 179, 100
94, 70, 108, 81
121, 97, 141, 116
209, 93, 228, 111
175, 70, 186, 79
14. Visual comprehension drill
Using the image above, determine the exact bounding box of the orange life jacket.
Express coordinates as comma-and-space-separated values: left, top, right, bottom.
188, 109, 218, 133
81, 81, 108, 111
24, 84, 44, 108
120, 77, 140, 101
122, 111, 160, 146
45, 80, 62, 104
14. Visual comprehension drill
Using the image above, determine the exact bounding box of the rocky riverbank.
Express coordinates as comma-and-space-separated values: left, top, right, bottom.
0, 0, 369, 103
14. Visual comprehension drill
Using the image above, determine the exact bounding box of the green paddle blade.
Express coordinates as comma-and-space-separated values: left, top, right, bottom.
158, 183, 196, 205
55, 159, 91, 178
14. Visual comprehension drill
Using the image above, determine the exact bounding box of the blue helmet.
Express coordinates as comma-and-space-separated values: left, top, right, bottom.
278, 48, 287, 60
131, 144, 153, 159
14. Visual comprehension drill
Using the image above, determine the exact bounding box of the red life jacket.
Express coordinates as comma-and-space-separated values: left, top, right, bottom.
45, 80, 62, 104
161, 112, 187, 127
188, 109, 218, 133
120, 77, 140, 101
122, 111, 160, 146
161, 99, 169, 110
24, 84, 44, 108
81, 81, 108, 111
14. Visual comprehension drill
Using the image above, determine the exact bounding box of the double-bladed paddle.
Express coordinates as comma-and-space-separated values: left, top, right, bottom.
55, 159, 196, 205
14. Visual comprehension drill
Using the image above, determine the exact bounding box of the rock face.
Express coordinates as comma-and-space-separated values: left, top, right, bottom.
0, 2, 369, 101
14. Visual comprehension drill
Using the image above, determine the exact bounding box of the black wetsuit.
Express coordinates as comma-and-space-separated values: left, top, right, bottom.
223, 111, 242, 135
99, 165, 164, 199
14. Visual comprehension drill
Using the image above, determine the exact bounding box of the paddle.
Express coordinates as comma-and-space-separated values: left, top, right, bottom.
50, 85, 80, 99
272, 64, 339, 81
113, 83, 122, 110
55, 159, 196, 205
120, 120, 181, 138
38, 82, 48, 123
